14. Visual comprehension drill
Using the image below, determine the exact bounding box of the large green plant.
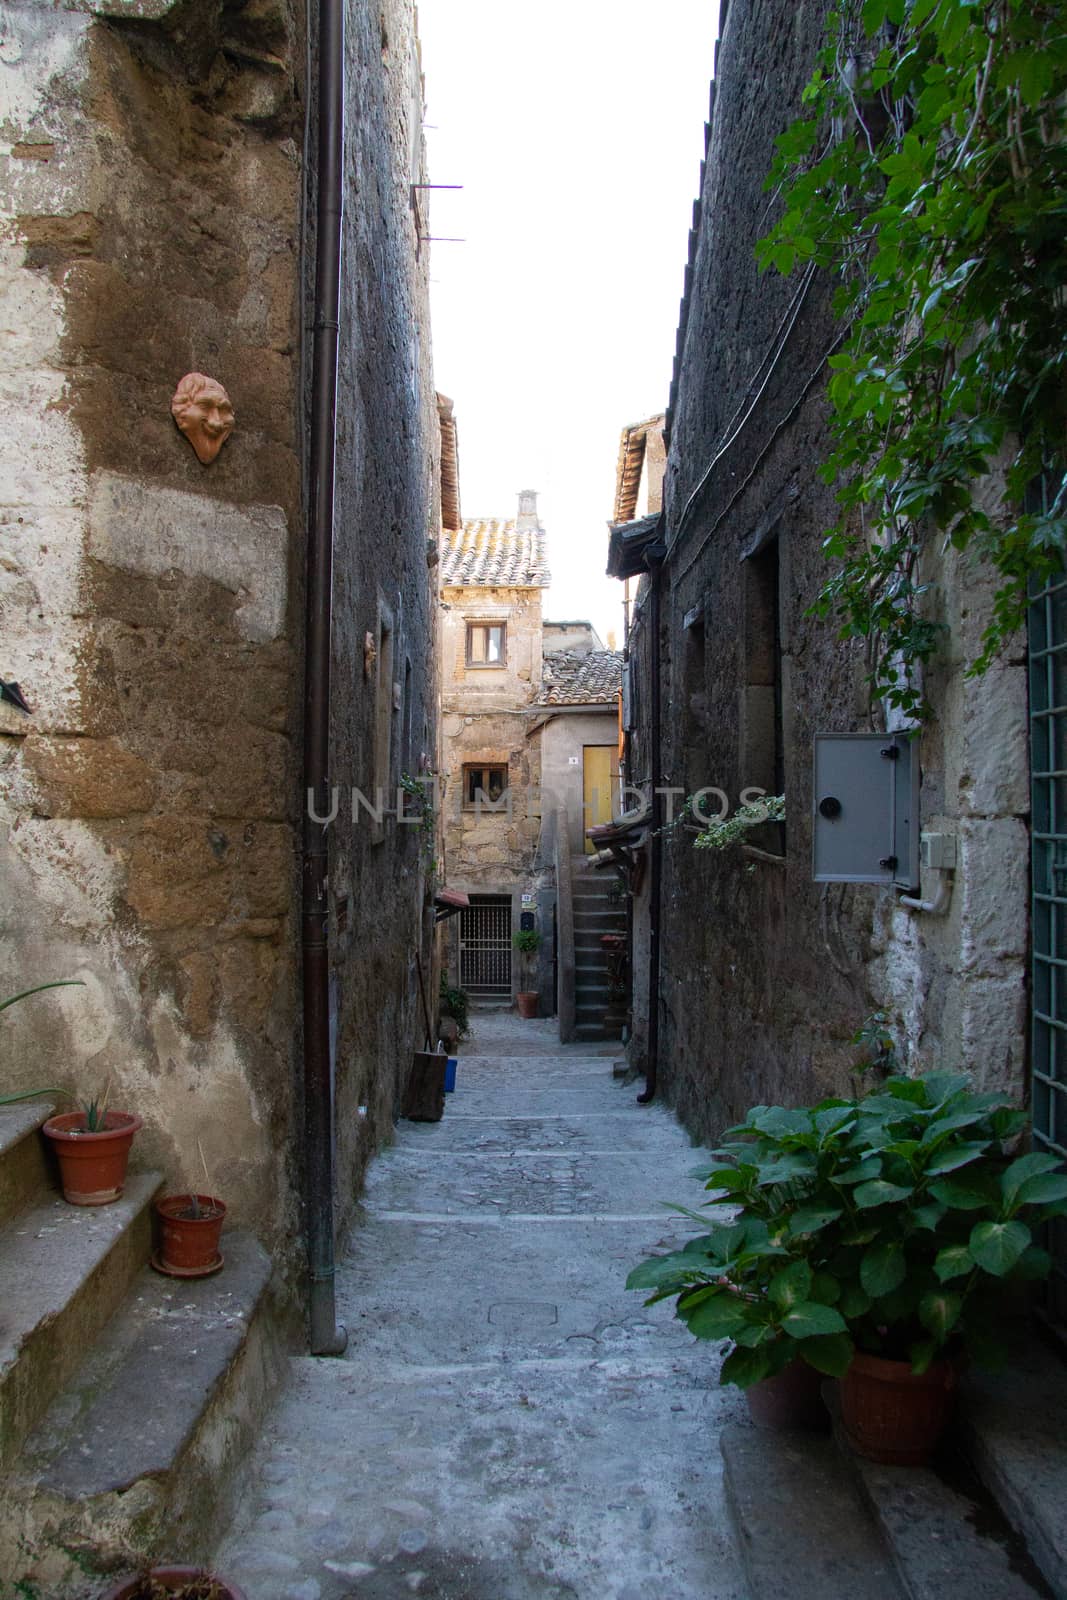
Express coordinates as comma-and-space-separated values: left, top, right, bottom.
758, 0, 1067, 716
628, 1072, 1067, 1387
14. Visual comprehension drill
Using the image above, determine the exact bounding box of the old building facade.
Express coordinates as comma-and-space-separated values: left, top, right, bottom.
611, 0, 1035, 1156
1, 0, 439, 1579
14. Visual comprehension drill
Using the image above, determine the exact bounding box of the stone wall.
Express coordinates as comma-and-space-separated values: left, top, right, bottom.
625, 0, 1030, 1136
0, 0, 437, 1263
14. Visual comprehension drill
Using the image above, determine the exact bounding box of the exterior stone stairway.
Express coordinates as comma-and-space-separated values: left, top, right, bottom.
722, 1331, 1067, 1600
0, 1099, 283, 1598
571, 863, 627, 1041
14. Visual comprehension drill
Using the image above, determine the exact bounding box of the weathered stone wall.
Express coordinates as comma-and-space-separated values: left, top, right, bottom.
635, 0, 1029, 1137
0, 0, 437, 1260
317, 0, 439, 1232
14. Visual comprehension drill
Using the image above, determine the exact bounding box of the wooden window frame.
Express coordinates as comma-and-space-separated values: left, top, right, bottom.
462, 763, 509, 810
465, 620, 507, 668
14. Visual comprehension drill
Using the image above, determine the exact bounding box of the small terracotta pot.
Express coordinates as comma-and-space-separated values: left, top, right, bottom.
42, 1110, 142, 1206
155, 1194, 226, 1276
516, 991, 539, 1018
746, 1358, 829, 1431
99, 1566, 247, 1600
840, 1350, 957, 1465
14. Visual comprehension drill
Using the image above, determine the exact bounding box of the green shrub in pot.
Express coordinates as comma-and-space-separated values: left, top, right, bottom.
628, 1072, 1067, 1387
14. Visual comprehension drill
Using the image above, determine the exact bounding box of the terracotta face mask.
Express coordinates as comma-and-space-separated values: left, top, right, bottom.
171, 373, 235, 464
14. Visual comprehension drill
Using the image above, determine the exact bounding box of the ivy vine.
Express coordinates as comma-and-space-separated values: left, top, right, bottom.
758, 0, 1067, 717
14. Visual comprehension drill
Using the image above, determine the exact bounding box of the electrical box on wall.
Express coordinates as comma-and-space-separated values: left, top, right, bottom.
813, 733, 919, 889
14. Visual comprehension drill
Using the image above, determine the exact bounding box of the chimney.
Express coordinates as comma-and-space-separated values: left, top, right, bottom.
516, 489, 539, 529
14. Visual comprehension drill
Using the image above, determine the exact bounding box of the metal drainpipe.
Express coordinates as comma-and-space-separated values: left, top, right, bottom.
637, 540, 666, 1106
301, 0, 347, 1357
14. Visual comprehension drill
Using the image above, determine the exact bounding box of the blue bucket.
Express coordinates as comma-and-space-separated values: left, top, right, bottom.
444, 1057, 457, 1093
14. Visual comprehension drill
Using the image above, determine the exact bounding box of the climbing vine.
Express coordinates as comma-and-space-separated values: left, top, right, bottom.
758, 0, 1067, 716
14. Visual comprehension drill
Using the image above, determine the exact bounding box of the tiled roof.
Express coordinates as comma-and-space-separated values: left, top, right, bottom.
536, 650, 623, 706
440, 519, 550, 588
613, 414, 666, 525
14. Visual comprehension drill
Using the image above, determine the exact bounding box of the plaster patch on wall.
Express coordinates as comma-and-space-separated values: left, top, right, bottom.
88, 472, 288, 643
0, 9, 89, 142
8, 816, 120, 931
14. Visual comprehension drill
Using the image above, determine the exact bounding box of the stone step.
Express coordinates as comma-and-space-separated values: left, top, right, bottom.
0, 1170, 161, 1468
2, 1231, 282, 1596
955, 1334, 1067, 1599
722, 1420, 905, 1600
0, 1100, 56, 1228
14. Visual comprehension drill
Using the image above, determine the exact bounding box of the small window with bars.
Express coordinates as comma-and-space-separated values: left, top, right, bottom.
466, 622, 506, 666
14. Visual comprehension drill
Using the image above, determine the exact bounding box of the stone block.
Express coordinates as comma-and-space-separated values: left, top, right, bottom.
23, 735, 157, 818
952, 666, 1029, 818
958, 817, 1029, 970
125, 816, 290, 929
88, 471, 288, 644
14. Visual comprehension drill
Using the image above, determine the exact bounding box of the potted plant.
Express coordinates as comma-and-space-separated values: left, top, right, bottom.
99, 1567, 246, 1599
512, 928, 541, 1018
629, 1071, 1067, 1460
154, 1192, 226, 1277
43, 1083, 142, 1207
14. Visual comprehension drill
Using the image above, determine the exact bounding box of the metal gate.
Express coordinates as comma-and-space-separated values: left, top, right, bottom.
459, 895, 512, 998
1029, 565, 1067, 1325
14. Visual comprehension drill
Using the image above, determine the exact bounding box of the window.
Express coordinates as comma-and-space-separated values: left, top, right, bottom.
463, 764, 508, 809
466, 622, 506, 666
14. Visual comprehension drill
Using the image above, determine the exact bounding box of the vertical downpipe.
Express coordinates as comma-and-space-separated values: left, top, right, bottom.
302, 0, 347, 1356
638, 539, 666, 1106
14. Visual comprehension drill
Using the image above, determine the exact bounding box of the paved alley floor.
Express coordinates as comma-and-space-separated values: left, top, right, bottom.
211, 1010, 749, 1599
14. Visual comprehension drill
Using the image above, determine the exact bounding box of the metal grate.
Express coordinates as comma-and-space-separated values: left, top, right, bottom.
459, 895, 512, 997
1029, 566, 1067, 1325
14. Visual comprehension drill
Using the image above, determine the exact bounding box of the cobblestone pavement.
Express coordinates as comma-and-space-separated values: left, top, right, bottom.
210, 1009, 748, 1599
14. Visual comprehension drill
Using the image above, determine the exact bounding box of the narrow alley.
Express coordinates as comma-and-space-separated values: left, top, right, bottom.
210, 1010, 748, 1599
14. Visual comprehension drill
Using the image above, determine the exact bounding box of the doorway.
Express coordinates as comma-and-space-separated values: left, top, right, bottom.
583, 745, 619, 853
458, 894, 512, 999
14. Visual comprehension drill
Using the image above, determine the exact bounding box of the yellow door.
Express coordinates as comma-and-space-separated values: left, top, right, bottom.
583, 745, 619, 852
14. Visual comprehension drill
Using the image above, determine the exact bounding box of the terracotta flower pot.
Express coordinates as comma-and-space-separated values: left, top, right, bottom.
42, 1110, 142, 1206
99, 1566, 247, 1600
840, 1350, 957, 1466
516, 991, 539, 1018
746, 1358, 829, 1431
154, 1194, 226, 1277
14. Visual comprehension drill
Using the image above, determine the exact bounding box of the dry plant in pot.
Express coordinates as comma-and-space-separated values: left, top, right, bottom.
629, 1071, 1067, 1459
153, 1143, 226, 1278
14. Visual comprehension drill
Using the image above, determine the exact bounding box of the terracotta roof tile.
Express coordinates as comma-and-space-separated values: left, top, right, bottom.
441, 519, 550, 588
536, 650, 623, 706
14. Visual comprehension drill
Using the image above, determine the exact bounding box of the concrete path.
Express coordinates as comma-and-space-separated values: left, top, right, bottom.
211, 1010, 749, 1599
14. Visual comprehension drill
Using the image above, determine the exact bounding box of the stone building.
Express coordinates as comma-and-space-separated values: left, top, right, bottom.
609, 0, 1039, 1169
0, 0, 439, 1581
438, 498, 624, 1028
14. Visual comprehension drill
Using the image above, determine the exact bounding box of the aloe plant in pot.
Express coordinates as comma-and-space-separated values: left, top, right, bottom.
629, 1071, 1067, 1460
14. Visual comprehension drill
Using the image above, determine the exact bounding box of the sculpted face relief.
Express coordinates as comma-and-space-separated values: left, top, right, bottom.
171, 373, 235, 464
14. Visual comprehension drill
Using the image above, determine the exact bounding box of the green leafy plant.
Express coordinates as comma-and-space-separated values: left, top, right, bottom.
692, 794, 785, 851
628, 1071, 1067, 1387
399, 771, 437, 861
438, 974, 471, 1039
512, 928, 541, 989
757, 0, 1067, 716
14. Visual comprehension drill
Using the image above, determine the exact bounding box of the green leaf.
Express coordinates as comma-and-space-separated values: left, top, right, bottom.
934, 1245, 974, 1282
720, 1343, 775, 1390
912, 1202, 947, 1231
861, 1241, 906, 1297
782, 1301, 847, 1338
853, 1179, 914, 1209
769, 1261, 813, 1310
1000, 1152, 1065, 1207
930, 1175, 997, 1211
838, 1283, 872, 1319
787, 1207, 843, 1236
799, 1333, 854, 1377
680, 1291, 751, 1341
924, 1141, 990, 1176
809, 1271, 842, 1306
835, 1158, 883, 1185
919, 1290, 961, 1342
969, 1220, 1031, 1277
1014, 1174, 1067, 1209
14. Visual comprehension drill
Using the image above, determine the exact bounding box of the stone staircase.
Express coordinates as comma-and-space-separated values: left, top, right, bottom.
722, 1333, 1067, 1600
0, 1099, 283, 1598
571, 862, 627, 1041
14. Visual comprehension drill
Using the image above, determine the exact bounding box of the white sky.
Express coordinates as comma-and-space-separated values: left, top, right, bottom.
417, 0, 722, 648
